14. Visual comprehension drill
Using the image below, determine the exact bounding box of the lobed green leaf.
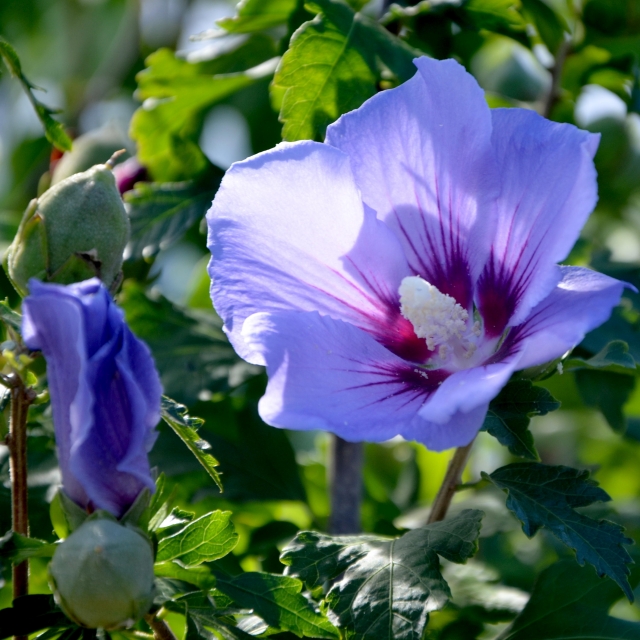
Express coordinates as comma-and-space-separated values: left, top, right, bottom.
124, 174, 222, 260
218, 0, 299, 33
481, 379, 559, 460
216, 572, 340, 639
272, 0, 419, 141
498, 559, 640, 639
131, 36, 276, 181
156, 510, 238, 566
485, 463, 635, 600
282, 509, 484, 639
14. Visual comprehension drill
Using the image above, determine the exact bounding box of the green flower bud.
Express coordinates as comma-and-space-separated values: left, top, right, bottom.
6, 159, 130, 295
49, 518, 155, 630
51, 126, 130, 185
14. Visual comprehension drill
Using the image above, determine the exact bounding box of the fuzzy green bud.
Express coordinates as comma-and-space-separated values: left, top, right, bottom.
49, 518, 155, 629
6, 159, 130, 295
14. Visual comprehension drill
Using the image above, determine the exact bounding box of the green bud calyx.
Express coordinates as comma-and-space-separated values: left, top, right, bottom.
6, 161, 130, 295
49, 517, 154, 630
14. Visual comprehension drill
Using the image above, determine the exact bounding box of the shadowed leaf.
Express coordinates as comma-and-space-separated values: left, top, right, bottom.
485, 463, 634, 600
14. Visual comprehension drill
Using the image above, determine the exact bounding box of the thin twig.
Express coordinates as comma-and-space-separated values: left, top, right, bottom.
328, 435, 364, 534
8, 377, 35, 640
427, 441, 474, 524
542, 38, 571, 119
145, 613, 179, 640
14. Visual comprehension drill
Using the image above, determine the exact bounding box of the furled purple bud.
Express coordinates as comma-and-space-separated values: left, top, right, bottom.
49, 517, 154, 629
22, 278, 162, 517
112, 156, 148, 195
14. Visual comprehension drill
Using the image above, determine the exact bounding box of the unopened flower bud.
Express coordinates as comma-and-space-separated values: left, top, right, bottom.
51, 126, 130, 185
113, 157, 148, 195
49, 518, 154, 630
6, 159, 130, 295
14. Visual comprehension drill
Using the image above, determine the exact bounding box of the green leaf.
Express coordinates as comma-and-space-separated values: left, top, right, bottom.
49, 490, 89, 539
159, 396, 223, 490
216, 572, 340, 639
0, 531, 56, 565
119, 282, 248, 406
282, 510, 484, 639
0, 595, 71, 640
575, 370, 636, 433
131, 37, 276, 181
565, 340, 636, 374
166, 592, 255, 640
0, 38, 72, 152
156, 510, 238, 566
154, 561, 218, 590
458, 0, 526, 31
568, 339, 638, 433
498, 559, 640, 640
520, 0, 568, 54
0, 300, 22, 331
481, 380, 559, 460
485, 463, 635, 600
125, 174, 222, 260
201, 400, 308, 502
272, 0, 419, 141
218, 0, 299, 33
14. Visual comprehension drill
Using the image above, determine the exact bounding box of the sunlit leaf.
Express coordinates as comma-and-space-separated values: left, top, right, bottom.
158, 396, 223, 490
131, 36, 277, 181
156, 510, 238, 566
273, 0, 419, 141
218, 0, 299, 33
216, 572, 340, 638
282, 510, 484, 639
0, 38, 72, 151
0, 531, 56, 565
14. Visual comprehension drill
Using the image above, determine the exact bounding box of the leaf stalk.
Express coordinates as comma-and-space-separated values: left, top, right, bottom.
427, 440, 474, 524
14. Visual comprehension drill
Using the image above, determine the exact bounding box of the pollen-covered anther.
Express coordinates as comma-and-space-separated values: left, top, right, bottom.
399, 276, 468, 351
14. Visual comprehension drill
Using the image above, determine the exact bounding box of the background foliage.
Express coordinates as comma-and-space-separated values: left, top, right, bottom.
2, 0, 640, 638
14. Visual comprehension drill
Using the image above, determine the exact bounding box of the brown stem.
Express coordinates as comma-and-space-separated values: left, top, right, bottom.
8, 377, 34, 640
145, 613, 179, 640
542, 39, 571, 119
427, 441, 474, 524
328, 435, 364, 534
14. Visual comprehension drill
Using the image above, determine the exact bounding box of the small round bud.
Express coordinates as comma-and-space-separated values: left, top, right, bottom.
49, 518, 154, 629
6, 162, 130, 295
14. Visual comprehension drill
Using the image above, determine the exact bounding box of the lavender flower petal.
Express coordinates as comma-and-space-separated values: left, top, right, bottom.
477, 109, 600, 336
500, 266, 629, 369
326, 57, 498, 310
242, 310, 445, 442
207, 141, 412, 364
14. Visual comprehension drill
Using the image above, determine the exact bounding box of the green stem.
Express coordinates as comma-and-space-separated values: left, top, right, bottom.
427, 441, 474, 524
542, 39, 571, 119
8, 375, 34, 640
328, 436, 364, 534
145, 613, 178, 640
